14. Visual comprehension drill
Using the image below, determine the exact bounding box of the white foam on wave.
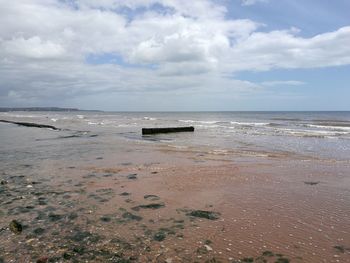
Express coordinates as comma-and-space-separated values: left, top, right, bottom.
305, 124, 350, 131
178, 119, 218, 124
274, 128, 348, 137
87, 121, 99, 125
230, 121, 270, 126
143, 117, 157, 121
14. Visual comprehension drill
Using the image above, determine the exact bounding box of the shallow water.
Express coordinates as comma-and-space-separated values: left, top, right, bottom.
1, 111, 350, 162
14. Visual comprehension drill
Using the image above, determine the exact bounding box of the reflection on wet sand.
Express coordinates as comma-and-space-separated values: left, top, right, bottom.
1, 112, 350, 262
1, 145, 350, 262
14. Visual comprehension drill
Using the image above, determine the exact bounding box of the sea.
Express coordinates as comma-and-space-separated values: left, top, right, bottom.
1, 111, 349, 163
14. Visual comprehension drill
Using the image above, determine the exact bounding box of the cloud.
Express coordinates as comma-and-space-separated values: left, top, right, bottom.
261, 81, 306, 87
241, 0, 268, 6
0, 0, 349, 108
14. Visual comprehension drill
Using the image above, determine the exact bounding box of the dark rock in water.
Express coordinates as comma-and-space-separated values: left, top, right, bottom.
262, 250, 274, 257
120, 192, 130, 196
63, 252, 72, 260
127, 174, 137, 180
100, 216, 111, 222
33, 227, 45, 235
153, 231, 166, 241
188, 210, 220, 220
68, 212, 78, 220
333, 245, 350, 253
144, 194, 160, 201
73, 246, 86, 255
36, 256, 48, 263
304, 181, 320, 185
131, 203, 165, 211
38, 197, 47, 205
48, 213, 63, 221
0, 180, 8, 185
122, 212, 143, 221
9, 220, 23, 234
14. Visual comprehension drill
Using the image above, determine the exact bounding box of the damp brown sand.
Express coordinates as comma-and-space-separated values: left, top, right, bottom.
1, 143, 350, 262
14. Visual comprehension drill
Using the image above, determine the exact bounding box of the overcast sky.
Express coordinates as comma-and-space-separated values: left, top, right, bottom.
0, 0, 349, 111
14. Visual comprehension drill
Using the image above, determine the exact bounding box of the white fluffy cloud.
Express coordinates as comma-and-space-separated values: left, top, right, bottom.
0, 0, 349, 107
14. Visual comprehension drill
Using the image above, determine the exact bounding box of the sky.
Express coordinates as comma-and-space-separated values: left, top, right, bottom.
0, 0, 349, 111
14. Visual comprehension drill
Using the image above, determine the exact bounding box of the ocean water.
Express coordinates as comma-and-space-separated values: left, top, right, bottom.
1, 111, 350, 162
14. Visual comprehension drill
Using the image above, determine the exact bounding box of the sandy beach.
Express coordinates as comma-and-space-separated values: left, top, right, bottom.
1, 113, 350, 263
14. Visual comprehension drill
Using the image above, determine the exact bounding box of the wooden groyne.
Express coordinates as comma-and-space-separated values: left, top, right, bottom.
0, 120, 60, 130
142, 126, 194, 135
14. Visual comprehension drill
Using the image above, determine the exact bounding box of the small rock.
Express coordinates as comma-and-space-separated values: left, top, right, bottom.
36, 257, 48, 263
204, 245, 213, 251
165, 258, 173, 263
127, 174, 137, 180
153, 231, 166, 241
188, 210, 220, 220
9, 220, 22, 234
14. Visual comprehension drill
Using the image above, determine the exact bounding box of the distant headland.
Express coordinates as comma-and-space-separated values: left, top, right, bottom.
0, 107, 99, 112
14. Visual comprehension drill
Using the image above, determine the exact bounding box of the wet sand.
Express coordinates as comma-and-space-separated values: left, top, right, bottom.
1, 137, 350, 263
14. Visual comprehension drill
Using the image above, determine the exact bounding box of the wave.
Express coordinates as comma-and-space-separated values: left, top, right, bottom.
273, 128, 349, 138
304, 124, 350, 131
230, 121, 270, 126
178, 119, 218, 124
271, 118, 302, 121
143, 117, 157, 121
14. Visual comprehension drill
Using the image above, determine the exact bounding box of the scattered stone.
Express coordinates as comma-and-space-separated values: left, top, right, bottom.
241, 258, 254, 262
262, 250, 274, 257
9, 220, 22, 234
275, 258, 290, 263
144, 195, 160, 201
204, 239, 212, 245
33, 227, 45, 235
127, 174, 137, 180
205, 258, 221, 263
73, 246, 86, 255
120, 192, 130, 196
36, 257, 48, 263
204, 245, 213, 251
68, 212, 78, 220
188, 210, 220, 220
132, 203, 165, 211
62, 252, 72, 260
48, 213, 63, 221
122, 212, 143, 221
153, 230, 166, 241
100, 215, 111, 222
334, 245, 347, 253
304, 181, 320, 185
0, 180, 8, 185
